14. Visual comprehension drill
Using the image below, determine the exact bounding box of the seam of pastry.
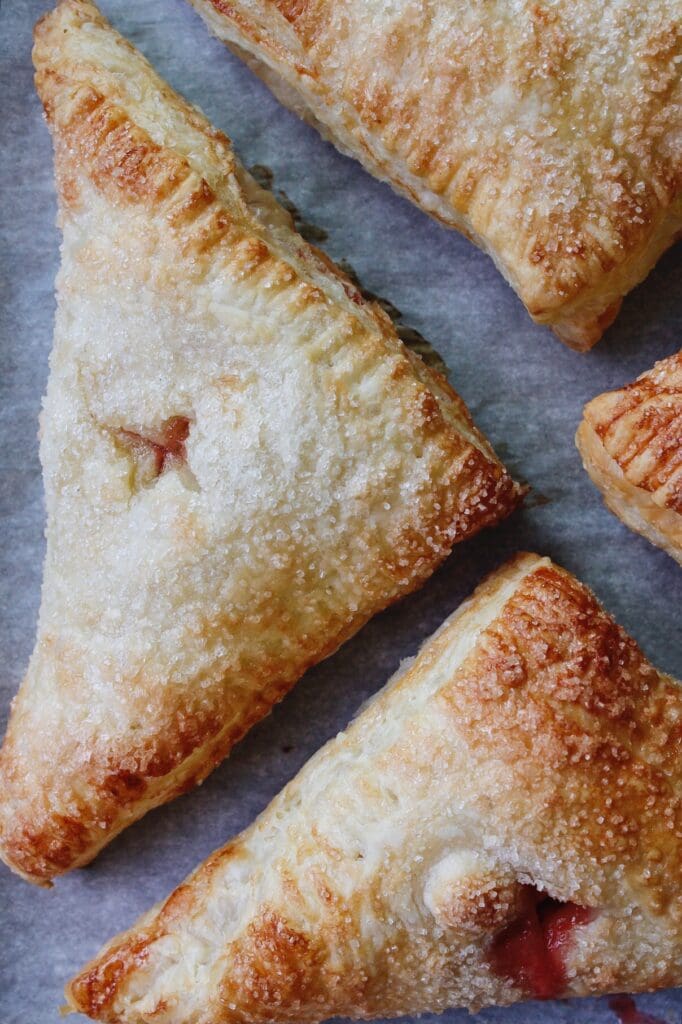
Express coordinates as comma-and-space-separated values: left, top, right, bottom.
576, 419, 682, 565
577, 351, 682, 563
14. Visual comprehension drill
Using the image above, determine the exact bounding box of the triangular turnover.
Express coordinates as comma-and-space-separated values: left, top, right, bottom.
68, 553, 682, 1022
0, 0, 520, 885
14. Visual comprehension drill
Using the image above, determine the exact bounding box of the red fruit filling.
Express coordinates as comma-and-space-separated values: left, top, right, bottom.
490, 886, 595, 1000
608, 995, 666, 1024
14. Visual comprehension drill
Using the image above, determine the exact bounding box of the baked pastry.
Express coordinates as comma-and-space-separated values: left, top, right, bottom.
67, 553, 682, 1023
186, 0, 682, 350
0, 0, 521, 887
577, 351, 682, 564
67, 554, 682, 1020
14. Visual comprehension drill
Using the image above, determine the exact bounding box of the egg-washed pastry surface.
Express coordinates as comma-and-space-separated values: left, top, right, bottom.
577, 351, 682, 564
0, 0, 521, 887
187, 0, 682, 349
67, 553, 682, 1023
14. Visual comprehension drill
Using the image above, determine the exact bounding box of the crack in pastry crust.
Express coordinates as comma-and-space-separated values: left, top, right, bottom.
577, 351, 682, 563
65, 554, 682, 1022
0, 0, 521, 886
187, 0, 682, 348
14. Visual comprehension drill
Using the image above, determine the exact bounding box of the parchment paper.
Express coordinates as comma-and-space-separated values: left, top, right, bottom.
1, 2, 681, 1022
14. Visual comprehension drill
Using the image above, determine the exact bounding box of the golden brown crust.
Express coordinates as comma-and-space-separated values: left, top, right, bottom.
67, 554, 682, 1023
0, 0, 520, 886
577, 351, 682, 563
187, 0, 682, 348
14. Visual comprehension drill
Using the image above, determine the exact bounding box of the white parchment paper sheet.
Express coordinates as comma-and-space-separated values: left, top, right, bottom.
1, 2, 680, 1021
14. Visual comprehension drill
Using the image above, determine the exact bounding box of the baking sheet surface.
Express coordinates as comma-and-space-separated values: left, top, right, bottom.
1, 2, 681, 1021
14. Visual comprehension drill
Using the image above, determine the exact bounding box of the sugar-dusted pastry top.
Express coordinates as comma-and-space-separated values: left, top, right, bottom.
577, 351, 682, 563
67, 554, 682, 1023
188, 0, 682, 349
0, 0, 521, 887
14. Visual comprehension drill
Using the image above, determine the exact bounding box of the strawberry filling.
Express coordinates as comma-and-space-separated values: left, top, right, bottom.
608, 995, 666, 1024
490, 887, 594, 1000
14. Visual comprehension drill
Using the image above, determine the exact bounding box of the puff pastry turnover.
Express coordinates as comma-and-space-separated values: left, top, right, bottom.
187, 0, 682, 349
577, 351, 682, 564
67, 553, 682, 1023
0, 0, 521, 887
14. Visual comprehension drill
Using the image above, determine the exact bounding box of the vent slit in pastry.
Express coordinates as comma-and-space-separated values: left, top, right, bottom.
0, 0, 521, 887
66, 554, 682, 1023
114, 416, 197, 493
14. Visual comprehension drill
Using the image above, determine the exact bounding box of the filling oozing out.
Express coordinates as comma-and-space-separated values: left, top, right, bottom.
490, 886, 595, 1000
608, 995, 666, 1024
